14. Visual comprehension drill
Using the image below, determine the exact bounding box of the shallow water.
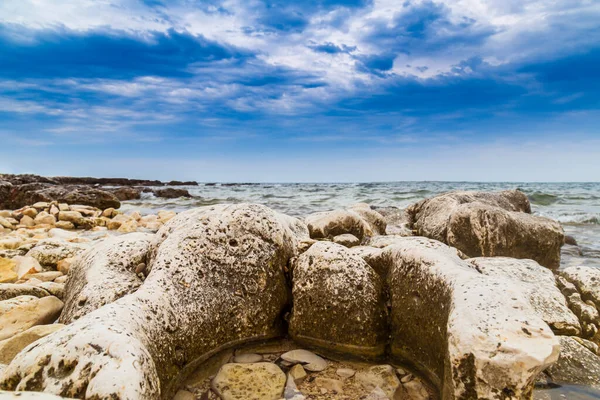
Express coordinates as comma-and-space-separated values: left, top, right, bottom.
121, 182, 600, 268
535, 384, 600, 399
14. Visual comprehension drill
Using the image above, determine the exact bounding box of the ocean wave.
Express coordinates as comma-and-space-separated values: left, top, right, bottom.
528, 192, 560, 206
556, 214, 600, 225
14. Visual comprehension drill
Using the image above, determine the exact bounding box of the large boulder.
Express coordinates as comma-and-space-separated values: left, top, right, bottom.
467, 257, 580, 335
406, 190, 564, 269
59, 233, 154, 323
0, 183, 120, 210
384, 237, 559, 399
0, 204, 308, 399
289, 242, 387, 358
305, 204, 386, 241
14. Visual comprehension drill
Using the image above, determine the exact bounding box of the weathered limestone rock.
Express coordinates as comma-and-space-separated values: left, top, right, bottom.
212, 363, 286, 400
332, 233, 360, 247
0, 296, 63, 341
545, 336, 600, 386
289, 242, 387, 358
0, 204, 307, 399
305, 205, 386, 241
406, 190, 564, 269
26, 240, 89, 269
385, 237, 559, 399
346, 246, 387, 276
561, 266, 600, 308
0, 258, 17, 284
59, 233, 154, 323
0, 324, 65, 364
153, 188, 191, 199
372, 206, 412, 236
13, 257, 42, 280
558, 266, 600, 339
467, 257, 580, 335
0, 284, 50, 301
37, 282, 65, 300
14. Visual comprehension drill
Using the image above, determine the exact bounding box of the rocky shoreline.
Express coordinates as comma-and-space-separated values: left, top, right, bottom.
0, 177, 599, 399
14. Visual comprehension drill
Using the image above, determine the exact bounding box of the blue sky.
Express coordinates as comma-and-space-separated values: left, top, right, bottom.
0, 0, 599, 182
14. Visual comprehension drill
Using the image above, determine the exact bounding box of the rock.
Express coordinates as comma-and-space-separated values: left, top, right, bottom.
467, 257, 581, 335
373, 206, 412, 236
102, 207, 118, 218
565, 235, 578, 246
332, 233, 360, 247
305, 206, 386, 241
153, 188, 192, 199
59, 233, 153, 323
365, 387, 388, 400
0, 204, 308, 399
290, 242, 386, 358
355, 365, 400, 398
54, 275, 68, 284
289, 364, 307, 384
19, 215, 35, 228
56, 257, 73, 275
406, 190, 563, 269
107, 186, 142, 201
26, 239, 89, 269
212, 363, 286, 400
173, 390, 196, 400
561, 266, 600, 308
232, 353, 262, 363
37, 282, 65, 299
57, 210, 85, 226
21, 208, 38, 218
314, 377, 343, 394
336, 368, 355, 380
280, 349, 328, 372
0, 217, 14, 230
0, 183, 120, 210
545, 336, 600, 385
346, 246, 388, 276
0, 258, 17, 284
0, 324, 65, 364
403, 378, 429, 400
157, 210, 177, 223
24, 271, 63, 282
385, 236, 559, 399
0, 284, 50, 301
33, 211, 56, 226
117, 219, 138, 233
284, 375, 306, 400
13, 256, 42, 279
54, 221, 74, 230
0, 238, 23, 250
0, 296, 63, 340
347, 204, 387, 235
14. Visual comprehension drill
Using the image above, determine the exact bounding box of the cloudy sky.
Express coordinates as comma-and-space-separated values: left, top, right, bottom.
0, 0, 599, 182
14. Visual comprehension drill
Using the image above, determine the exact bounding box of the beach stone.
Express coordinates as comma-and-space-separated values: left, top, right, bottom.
406, 190, 563, 269
22, 208, 38, 218
26, 239, 89, 269
19, 215, 35, 227
157, 210, 176, 223
0, 258, 17, 284
385, 236, 559, 399
24, 271, 63, 282
0, 296, 63, 341
284, 372, 306, 400
290, 242, 386, 358
13, 256, 42, 279
0, 217, 14, 230
289, 364, 307, 384
33, 212, 55, 226
365, 387, 388, 400
305, 206, 386, 241
59, 233, 153, 323
0, 238, 22, 250
280, 349, 328, 372
102, 207, 118, 218
212, 363, 286, 400
545, 336, 600, 385
0, 284, 50, 301
117, 219, 138, 233
56, 257, 73, 275
233, 353, 262, 363
355, 365, 400, 398
54, 221, 75, 230
467, 257, 581, 335
332, 233, 360, 247
0, 324, 65, 364
0, 204, 308, 399
336, 368, 355, 380
37, 282, 65, 299
54, 275, 68, 284
314, 377, 343, 394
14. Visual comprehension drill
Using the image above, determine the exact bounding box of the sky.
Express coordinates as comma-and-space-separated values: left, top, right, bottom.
0, 0, 599, 182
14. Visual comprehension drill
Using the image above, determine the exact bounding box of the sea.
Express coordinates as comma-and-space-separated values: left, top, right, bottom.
121, 181, 600, 270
